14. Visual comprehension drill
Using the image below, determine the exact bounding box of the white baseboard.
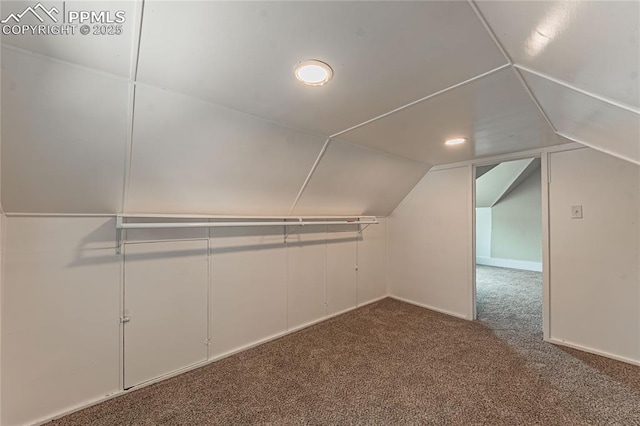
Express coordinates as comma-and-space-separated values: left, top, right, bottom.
546, 337, 640, 366
476, 256, 542, 272
389, 295, 469, 320
212, 294, 389, 361
31, 294, 389, 426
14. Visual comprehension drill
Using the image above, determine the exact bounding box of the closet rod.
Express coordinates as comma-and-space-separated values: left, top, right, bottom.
117, 219, 378, 230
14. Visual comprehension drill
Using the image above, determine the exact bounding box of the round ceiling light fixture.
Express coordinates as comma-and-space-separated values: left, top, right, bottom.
294, 59, 333, 86
444, 137, 467, 146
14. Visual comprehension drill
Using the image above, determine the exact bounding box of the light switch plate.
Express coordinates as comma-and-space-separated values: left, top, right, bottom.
571, 205, 583, 219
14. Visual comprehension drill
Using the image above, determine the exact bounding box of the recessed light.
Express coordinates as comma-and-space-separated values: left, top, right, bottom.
294, 60, 333, 86
444, 137, 467, 146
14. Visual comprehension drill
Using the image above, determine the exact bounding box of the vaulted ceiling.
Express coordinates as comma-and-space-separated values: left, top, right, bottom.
476, 158, 541, 208
1, 1, 638, 215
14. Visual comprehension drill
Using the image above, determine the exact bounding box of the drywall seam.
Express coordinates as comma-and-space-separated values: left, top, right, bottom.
466, 0, 510, 61
333, 137, 432, 164
330, 63, 511, 139
515, 64, 640, 115
323, 225, 328, 316
555, 131, 640, 167
27, 295, 389, 426
355, 226, 359, 307
284, 229, 290, 330
0, 44, 132, 82
122, 0, 146, 213
118, 230, 126, 391
512, 67, 558, 132
287, 138, 332, 215
467, 0, 557, 133
0, 45, 331, 149
130, 80, 331, 142
385, 217, 390, 297
122, 84, 138, 213
206, 226, 212, 360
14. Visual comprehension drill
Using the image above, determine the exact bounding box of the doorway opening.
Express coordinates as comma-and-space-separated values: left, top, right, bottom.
473, 157, 543, 337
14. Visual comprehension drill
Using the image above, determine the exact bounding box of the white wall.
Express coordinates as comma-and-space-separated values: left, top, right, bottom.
475, 167, 543, 272
548, 148, 640, 363
475, 207, 492, 259
389, 147, 640, 365
210, 225, 289, 358
389, 166, 472, 319
0, 213, 4, 424
1, 217, 121, 426
357, 219, 388, 305
1, 61, 3, 426
491, 169, 542, 263
1, 216, 388, 425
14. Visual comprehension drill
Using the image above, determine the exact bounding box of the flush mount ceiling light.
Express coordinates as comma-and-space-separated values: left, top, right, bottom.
444, 137, 467, 146
294, 60, 333, 86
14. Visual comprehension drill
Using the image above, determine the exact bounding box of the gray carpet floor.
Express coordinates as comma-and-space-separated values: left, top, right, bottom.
50, 266, 640, 425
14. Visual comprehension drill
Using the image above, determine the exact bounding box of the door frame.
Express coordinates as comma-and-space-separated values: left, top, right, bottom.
469, 152, 550, 340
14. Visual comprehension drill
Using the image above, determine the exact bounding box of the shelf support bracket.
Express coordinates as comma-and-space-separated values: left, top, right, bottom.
283, 218, 304, 243
116, 215, 123, 255
359, 223, 371, 234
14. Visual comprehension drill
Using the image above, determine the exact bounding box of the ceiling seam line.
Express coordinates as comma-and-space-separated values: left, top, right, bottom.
329, 63, 510, 139
511, 67, 558, 132
331, 137, 431, 165
514, 64, 640, 115
288, 138, 332, 215
122, 0, 146, 214
132, 0, 145, 82
0, 43, 132, 82
467, 0, 512, 64
1, 45, 330, 145
130, 81, 330, 142
467, 0, 558, 133
554, 131, 640, 167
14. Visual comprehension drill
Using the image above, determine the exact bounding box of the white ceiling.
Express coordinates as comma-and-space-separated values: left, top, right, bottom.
292, 140, 430, 216
1, 0, 638, 215
136, 0, 507, 136
476, 0, 640, 109
477, 0, 640, 164
1, 47, 129, 213
126, 84, 325, 215
338, 68, 563, 164
476, 158, 539, 208
521, 70, 640, 163
1, 1, 139, 77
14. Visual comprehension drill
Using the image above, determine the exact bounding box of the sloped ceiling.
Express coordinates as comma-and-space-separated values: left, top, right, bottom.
1, 0, 638, 216
476, 158, 540, 208
475, 0, 640, 165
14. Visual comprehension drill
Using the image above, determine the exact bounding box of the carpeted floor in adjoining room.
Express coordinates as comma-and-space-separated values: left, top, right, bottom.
51, 266, 640, 425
